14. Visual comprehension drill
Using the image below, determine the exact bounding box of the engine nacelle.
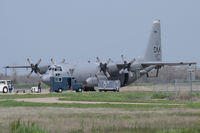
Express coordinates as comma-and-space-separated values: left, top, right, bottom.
86, 76, 107, 87
39, 65, 49, 74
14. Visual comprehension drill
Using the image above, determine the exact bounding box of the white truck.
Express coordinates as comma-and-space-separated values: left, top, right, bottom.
31, 86, 40, 93
95, 80, 120, 92
0, 80, 11, 93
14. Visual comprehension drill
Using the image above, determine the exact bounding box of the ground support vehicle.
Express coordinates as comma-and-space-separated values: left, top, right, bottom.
0, 80, 12, 93
50, 76, 84, 93
31, 87, 40, 93
94, 80, 120, 92
14, 89, 26, 93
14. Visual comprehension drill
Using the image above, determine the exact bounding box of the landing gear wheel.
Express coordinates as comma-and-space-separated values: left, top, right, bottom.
76, 88, 82, 93
78, 88, 82, 92
58, 88, 63, 93
3, 87, 8, 93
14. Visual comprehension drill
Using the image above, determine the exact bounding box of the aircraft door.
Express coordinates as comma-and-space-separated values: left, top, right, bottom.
135, 68, 140, 78
67, 78, 72, 88
123, 73, 129, 85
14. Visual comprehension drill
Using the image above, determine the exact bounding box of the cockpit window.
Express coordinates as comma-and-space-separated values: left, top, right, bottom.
55, 73, 60, 76
55, 66, 62, 71
49, 67, 55, 71
48, 66, 62, 71
0, 81, 5, 84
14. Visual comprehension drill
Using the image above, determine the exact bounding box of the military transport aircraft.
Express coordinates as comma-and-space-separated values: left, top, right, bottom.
5, 20, 196, 90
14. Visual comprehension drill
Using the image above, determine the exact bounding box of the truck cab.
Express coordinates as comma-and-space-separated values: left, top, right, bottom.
50, 76, 83, 93
0, 80, 11, 93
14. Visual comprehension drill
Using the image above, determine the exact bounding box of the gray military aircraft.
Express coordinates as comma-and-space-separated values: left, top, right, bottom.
5, 20, 196, 90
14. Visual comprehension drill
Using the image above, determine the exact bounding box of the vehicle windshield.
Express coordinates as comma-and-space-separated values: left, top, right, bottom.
0, 81, 6, 84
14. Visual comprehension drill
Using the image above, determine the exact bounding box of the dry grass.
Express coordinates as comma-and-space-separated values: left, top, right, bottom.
0, 107, 200, 133
122, 84, 200, 92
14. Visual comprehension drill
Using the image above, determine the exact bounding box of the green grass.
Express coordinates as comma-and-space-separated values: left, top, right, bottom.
2, 91, 155, 102
0, 91, 197, 104
151, 93, 169, 99
1, 83, 200, 133
10, 119, 49, 133
59, 91, 154, 102
129, 82, 155, 86
0, 91, 184, 104
0, 100, 183, 110
58, 92, 190, 104
9, 119, 200, 133
156, 129, 200, 133
129, 82, 200, 87
1, 91, 200, 110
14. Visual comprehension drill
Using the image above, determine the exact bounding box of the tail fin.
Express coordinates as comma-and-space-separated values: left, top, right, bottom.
144, 20, 162, 62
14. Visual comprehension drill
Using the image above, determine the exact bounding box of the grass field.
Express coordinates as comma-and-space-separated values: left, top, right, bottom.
0, 90, 200, 133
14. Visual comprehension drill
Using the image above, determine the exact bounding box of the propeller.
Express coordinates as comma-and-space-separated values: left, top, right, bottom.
96, 57, 111, 78
61, 59, 65, 64
51, 58, 56, 64
119, 55, 136, 77
51, 58, 66, 64
27, 58, 41, 77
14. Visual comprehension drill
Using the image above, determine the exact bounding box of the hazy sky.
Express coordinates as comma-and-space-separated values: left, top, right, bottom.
0, 0, 200, 74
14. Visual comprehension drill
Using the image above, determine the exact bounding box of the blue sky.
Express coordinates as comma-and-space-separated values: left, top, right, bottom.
0, 0, 200, 74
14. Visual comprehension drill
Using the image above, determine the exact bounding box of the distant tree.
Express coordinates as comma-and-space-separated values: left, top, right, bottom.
12, 68, 18, 84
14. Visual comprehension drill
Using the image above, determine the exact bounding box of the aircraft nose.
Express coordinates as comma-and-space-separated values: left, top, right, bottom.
41, 75, 48, 81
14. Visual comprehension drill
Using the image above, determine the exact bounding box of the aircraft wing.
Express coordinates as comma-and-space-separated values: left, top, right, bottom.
116, 64, 125, 70
141, 62, 196, 67
4, 66, 31, 69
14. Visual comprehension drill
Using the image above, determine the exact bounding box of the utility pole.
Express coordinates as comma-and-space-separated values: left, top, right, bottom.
187, 67, 195, 102
189, 71, 193, 101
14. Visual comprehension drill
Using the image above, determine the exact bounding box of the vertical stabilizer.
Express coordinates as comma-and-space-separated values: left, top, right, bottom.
144, 20, 162, 62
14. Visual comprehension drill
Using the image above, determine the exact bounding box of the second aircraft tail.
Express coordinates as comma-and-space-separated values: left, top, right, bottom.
143, 20, 162, 62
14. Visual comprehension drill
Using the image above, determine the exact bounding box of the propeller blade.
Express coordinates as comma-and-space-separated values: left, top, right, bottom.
51, 58, 55, 64
96, 57, 101, 63
27, 58, 32, 65
96, 57, 111, 78
124, 69, 129, 73
156, 69, 159, 77
130, 58, 136, 64
36, 72, 41, 76
27, 70, 33, 77
129, 71, 133, 78
36, 59, 41, 65
96, 71, 101, 76
61, 59, 65, 64
105, 71, 110, 78
95, 74, 100, 82
119, 69, 124, 74
106, 58, 111, 65
121, 55, 125, 62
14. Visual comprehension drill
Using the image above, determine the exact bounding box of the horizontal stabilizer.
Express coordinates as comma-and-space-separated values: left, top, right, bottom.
141, 62, 196, 67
